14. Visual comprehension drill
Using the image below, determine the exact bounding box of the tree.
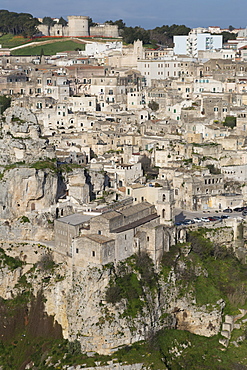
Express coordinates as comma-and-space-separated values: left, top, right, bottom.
222, 116, 236, 129
122, 26, 150, 44
105, 19, 125, 29
88, 17, 97, 27
58, 17, 67, 26
220, 31, 236, 43
42, 16, 55, 27
0, 10, 39, 37
0, 96, 11, 114
148, 100, 159, 111
150, 24, 191, 47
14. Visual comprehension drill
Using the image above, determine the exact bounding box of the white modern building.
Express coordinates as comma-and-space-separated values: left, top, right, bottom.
137, 57, 195, 86
174, 30, 222, 57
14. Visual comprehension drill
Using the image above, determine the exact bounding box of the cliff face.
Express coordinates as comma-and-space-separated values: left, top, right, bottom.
42, 255, 224, 355
0, 243, 225, 357
0, 167, 60, 220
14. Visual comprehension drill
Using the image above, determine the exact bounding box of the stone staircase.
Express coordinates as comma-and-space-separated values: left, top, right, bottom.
219, 309, 247, 347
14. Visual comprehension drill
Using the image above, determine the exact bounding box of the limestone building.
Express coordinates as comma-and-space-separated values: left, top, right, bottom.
54, 202, 177, 267
38, 16, 119, 38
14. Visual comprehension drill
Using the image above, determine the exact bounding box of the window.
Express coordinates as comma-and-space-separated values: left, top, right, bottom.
76, 248, 79, 254
92, 251, 95, 257
98, 230, 101, 235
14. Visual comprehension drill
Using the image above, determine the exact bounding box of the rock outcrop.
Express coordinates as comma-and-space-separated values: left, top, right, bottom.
0, 167, 60, 220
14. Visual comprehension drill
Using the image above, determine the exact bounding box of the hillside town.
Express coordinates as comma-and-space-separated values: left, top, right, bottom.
2, 18, 247, 251
3, 14, 247, 368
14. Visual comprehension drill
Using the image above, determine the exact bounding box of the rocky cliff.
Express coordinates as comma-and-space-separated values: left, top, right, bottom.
0, 106, 55, 165
0, 167, 59, 220
1, 228, 247, 369
0, 241, 225, 356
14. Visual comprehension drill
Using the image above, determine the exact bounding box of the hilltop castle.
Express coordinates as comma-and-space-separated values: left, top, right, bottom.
38, 16, 119, 38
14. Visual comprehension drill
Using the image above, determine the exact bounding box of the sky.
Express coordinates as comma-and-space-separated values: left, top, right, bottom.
1, 0, 247, 30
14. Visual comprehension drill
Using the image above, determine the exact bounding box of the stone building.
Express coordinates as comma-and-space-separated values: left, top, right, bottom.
126, 181, 175, 226
53, 202, 177, 267
38, 16, 89, 37
38, 16, 119, 38
54, 213, 93, 255
90, 24, 119, 38
71, 202, 173, 267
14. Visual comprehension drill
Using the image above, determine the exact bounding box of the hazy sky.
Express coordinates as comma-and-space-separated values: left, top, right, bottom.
1, 0, 246, 29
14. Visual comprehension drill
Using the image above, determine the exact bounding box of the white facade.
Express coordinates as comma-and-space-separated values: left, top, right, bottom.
82, 42, 122, 56
193, 78, 224, 93
174, 32, 222, 57
137, 59, 182, 86
198, 49, 236, 60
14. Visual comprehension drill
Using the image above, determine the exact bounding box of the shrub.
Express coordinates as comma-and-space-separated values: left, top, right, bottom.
19, 215, 30, 223
148, 100, 159, 111
38, 253, 56, 271
222, 116, 236, 129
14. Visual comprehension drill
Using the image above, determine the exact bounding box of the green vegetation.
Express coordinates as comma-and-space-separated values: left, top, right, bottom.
37, 253, 56, 271
115, 327, 247, 369
184, 231, 247, 314
0, 10, 39, 37
0, 247, 23, 271
206, 164, 221, 174
150, 24, 191, 47
103, 18, 190, 45
11, 40, 85, 56
222, 116, 237, 129
0, 96, 11, 114
19, 216, 30, 223
105, 253, 159, 319
148, 100, 159, 111
220, 31, 237, 44
0, 34, 28, 48
0, 160, 82, 182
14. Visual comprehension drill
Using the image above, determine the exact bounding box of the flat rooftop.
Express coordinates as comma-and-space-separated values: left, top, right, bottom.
56, 213, 93, 226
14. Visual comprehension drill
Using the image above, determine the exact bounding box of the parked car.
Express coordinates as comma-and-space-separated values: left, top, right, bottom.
201, 217, 210, 222
233, 207, 243, 212
193, 217, 201, 223
208, 216, 217, 221
223, 208, 233, 213
183, 219, 195, 225
221, 215, 229, 219
213, 216, 221, 221
208, 216, 221, 222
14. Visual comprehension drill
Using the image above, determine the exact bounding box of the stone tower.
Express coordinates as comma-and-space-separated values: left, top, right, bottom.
156, 180, 175, 226
67, 16, 89, 37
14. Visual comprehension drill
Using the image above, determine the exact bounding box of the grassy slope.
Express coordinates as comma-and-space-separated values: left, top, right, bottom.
0, 34, 86, 55
11, 40, 85, 56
